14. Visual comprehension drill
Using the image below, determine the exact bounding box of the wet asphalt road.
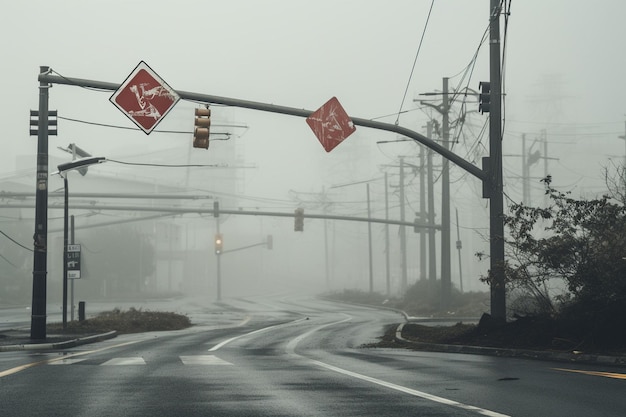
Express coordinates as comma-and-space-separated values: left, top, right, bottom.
1, 295, 625, 417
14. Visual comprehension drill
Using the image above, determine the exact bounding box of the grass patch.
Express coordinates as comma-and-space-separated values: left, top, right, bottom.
47, 307, 192, 334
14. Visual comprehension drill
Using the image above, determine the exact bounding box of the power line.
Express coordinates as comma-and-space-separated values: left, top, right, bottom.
106, 159, 222, 169
395, 0, 436, 125
58, 115, 233, 139
0, 230, 33, 252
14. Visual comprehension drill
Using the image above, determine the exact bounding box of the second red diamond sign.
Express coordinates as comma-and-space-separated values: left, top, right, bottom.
306, 97, 356, 152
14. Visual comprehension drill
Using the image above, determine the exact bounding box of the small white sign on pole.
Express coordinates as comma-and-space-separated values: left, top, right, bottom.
67, 244, 81, 279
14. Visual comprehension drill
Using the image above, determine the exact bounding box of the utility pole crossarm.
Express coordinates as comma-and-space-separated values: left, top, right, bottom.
37, 73, 486, 182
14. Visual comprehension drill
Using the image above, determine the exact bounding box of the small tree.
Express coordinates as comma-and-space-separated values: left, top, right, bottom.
484, 176, 626, 318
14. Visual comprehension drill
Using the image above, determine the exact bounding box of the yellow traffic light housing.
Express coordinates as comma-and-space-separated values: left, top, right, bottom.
193, 107, 211, 149
214, 233, 223, 254
294, 208, 304, 232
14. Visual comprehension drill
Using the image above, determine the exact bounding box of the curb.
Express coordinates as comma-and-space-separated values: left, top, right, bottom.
0, 331, 118, 352
394, 323, 626, 367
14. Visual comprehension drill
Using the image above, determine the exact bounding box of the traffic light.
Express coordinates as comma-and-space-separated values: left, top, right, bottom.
527, 150, 541, 166
267, 235, 273, 250
193, 107, 211, 149
478, 81, 490, 114
214, 233, 223, 254
294, 208, 304, 232
29, 110, 58, 136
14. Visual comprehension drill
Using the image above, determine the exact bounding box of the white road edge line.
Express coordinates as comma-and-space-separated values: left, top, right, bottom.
286, 316, 511, 417
209, 317, 307, 352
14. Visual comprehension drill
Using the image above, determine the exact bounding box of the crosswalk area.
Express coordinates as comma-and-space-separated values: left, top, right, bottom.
49, 355, 233, 366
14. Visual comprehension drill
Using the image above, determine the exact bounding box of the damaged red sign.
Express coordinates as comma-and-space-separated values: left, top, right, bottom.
306, 97, 356, 152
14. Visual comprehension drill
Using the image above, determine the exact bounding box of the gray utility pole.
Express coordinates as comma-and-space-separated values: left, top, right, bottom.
427, 134, 437, 283
455, 209, 464, 293
486, 0, 506, 321
618, 122, 626, 171
399, 157, 408, 291
384, 173, 391, 297
367, 183, 374, 293
421, 77, 451, 310
31, 66, 51, 339
214, 201, 222, 301
521, 133, 543, 205
419, 125, 428, 281
522, 134, 529, 205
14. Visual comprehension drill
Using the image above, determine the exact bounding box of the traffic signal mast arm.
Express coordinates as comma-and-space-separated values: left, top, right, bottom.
38, 73, 486, 183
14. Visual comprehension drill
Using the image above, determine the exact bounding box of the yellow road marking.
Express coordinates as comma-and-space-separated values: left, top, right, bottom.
553, 368, 626, 380
0, 340, 142, 378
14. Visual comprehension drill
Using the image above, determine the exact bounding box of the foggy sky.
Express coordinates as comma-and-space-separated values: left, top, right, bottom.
1, 1, 625, 295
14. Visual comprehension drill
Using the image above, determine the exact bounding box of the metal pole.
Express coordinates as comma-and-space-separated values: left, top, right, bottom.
38, 72, 486, 182
616, 122, 626, 183
62, 175, 68, 329
427, 148, 437, 281
215, 202, 222, 301
441, 77, 451, 310
399, 157, 407, 291
31, 66, 50, 339
488, 0, 506, 321
522, 134, 528, 204
323, 188, 330, 289
367, 183, 373, 293
419, 124, 429, 281
384, 173, 391, 297
70, 215, 75, 322
455, 208, 464, 293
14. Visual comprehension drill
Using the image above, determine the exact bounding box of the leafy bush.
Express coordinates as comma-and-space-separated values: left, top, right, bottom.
48, 307, 192, 334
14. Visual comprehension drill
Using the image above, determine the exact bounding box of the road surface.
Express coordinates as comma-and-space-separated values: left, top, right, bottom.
1, 295, 624, 416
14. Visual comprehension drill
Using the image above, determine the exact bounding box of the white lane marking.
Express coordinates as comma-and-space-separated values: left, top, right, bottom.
285, 315, 352, 354
310, 359, 510, 417
180, 355, 233, 365
286, 316, 511, 417
48, 358, 87, 365
101, 357, 146, 366
209, 318, 306, 352
1, 339, 144, 378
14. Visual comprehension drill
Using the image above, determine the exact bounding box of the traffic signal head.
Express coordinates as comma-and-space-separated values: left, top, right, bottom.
294, 208, 304, 232
527, 150, 541, 166
193, 108, 211, 149
267, 235, 273, 250
29, 110, 58, 136
479, 81, 491, 114
214, 233, 223, 254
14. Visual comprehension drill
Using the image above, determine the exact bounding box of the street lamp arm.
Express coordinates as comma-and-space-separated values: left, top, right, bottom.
56, 157, 106, 174
38, 73, 486, 182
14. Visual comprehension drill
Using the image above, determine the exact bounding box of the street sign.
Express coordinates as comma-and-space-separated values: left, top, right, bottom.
67, 244, 81, 279
110, 61, 180, 134
306, 96, 356, 152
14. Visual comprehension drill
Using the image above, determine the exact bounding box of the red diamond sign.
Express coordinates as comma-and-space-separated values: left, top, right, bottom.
306, 97, 356, 152
110, 61, 180, 134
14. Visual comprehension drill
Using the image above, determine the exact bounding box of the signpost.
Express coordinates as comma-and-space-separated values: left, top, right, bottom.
109, 61, 180, 134
306, 96, 356, 152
